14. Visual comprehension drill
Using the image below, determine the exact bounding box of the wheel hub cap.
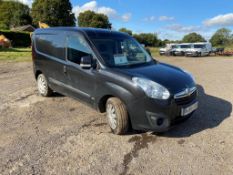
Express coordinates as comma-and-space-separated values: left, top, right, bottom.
107, 104, 117, 130
38, 76, 46, 94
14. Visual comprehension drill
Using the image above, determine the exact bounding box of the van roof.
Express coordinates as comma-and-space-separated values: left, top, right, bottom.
194, 42, 210, 44
34, 27, 130, 38
178, 43, 191, 45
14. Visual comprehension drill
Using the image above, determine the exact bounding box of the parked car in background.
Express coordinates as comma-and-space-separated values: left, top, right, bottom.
159, 43, 178, 55
173, 43, 192, 56
185, 43, 212, 57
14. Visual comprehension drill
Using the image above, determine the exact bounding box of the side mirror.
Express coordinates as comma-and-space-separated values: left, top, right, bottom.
80, 55, 93, 69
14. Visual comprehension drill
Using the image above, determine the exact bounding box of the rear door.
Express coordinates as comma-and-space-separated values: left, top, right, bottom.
65, 32, 97, 104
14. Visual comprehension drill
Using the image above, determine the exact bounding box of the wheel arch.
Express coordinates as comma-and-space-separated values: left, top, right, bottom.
97, 82, 135, 113
35, 70, 42, 79
98, 95, 114, 113
97, 93, 133, 132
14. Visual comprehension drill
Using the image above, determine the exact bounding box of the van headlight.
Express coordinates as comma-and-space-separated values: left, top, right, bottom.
132, 77, 170, 100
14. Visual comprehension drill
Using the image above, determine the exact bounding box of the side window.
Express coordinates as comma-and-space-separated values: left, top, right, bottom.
67, 33, 93, 65
35, 33, 65, 60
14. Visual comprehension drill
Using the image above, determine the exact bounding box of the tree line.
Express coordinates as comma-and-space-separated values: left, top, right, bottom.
0, 0, 232, 48
0, 0, 75, 28
119, 27, 233, 48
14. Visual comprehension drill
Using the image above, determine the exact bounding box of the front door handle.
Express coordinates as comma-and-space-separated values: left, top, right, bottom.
63, 65, 67, 74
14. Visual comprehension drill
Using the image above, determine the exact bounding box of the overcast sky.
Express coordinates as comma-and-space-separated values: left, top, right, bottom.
17, 0, 233, 40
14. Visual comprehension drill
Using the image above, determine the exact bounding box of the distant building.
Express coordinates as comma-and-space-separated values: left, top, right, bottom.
11, 25, 35, 32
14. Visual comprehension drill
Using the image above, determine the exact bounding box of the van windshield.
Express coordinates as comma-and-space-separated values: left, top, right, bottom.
171, 45, 178, 49
91, 36, 153, 67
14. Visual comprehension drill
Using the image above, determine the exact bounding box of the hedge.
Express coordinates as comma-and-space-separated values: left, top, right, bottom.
0, 30, 31, 47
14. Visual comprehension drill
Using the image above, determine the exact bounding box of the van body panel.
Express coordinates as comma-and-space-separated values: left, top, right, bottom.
186, 42, 212, 56
113, 63, 195, 94
33, 31, 69, 94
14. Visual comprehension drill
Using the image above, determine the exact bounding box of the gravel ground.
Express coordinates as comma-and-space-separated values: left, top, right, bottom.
0, 56, 232, 175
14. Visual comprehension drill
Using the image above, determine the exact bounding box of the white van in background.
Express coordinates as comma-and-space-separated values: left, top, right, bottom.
173, 43, 192, 56
185, 42, 212, 57
159, 43, 178, 55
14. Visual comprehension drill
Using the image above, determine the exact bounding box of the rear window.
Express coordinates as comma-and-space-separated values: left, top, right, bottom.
35, 33, 65, 60
194, 44, 205, 49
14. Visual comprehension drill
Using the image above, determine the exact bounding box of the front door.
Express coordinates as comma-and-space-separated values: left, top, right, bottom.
65, 32, 97, 104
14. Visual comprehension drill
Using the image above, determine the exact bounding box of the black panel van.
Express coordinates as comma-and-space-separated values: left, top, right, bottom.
32, 27, 198, 134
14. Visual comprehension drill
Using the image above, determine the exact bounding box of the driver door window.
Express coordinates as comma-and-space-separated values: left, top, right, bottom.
67, 33, 93, 65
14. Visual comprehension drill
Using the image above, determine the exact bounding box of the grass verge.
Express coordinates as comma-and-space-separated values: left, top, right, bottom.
0, 47, 31, 62
148, 47, 160, 57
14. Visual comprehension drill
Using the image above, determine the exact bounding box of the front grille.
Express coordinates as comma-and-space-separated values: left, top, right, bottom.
174, 90, 197, 105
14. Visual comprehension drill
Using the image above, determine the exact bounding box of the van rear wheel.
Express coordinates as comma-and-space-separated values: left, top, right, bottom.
106, 97, 129, 135
37, 74, 53, 97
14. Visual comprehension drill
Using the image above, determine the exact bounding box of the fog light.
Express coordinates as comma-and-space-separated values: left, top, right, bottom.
146, 111, 169, 128
150, 115, 164, 126
157, 118, 164, 126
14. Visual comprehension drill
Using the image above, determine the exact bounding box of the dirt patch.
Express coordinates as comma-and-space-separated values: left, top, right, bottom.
0, 57, 233, 174
177, 139, 185, 145
120, 133, 157, 175
93, 123, 108, 127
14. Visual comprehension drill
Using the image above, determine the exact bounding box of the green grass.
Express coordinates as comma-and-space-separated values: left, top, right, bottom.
224, 44, 233, 51
148, 47, 160, 57
0, 47, 31, 62
212, 44, 233, 51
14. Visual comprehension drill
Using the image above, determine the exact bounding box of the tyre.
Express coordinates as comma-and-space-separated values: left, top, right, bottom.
37, 74, 53, 97
106, 97, 129, 135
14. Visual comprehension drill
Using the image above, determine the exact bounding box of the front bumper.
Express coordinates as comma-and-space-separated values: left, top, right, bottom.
160, 50, 172, 55
186, 51, 200, 56
128, 90, 198, 132
174, 51, 185, 56
160, 51, 165, 55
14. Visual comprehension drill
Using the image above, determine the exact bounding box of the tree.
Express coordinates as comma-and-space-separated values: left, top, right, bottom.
182, 32, 206, 43
78, 11, 111, 29
210, 28, 232, 46
133, 33, 159, 47
31, 0, 75, 27
0, 1, 32, 29
119, 28, 132, 35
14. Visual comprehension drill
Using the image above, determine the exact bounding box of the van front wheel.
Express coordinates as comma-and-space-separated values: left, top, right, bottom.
37, 74, 53, 97
106, 98, 129, 135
